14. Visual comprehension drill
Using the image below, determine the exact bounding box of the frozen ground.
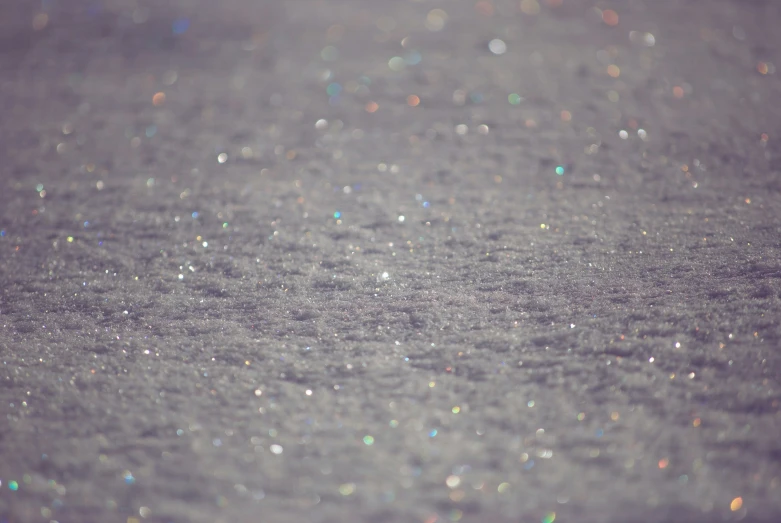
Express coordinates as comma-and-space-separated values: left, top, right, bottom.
1, 1, 781, 522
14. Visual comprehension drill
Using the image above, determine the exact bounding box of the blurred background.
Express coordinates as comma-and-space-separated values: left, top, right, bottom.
2, 1, 780, 523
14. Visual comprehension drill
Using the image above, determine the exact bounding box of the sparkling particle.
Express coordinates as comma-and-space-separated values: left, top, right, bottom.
453, 90, 467, 105
363, 435, 375, 445
172, 18, 190, 35
508, 93, 522, 105
429, 429, 438, 438
388, 56, 406, 71
731, 497, 743, 511
542, 513, 556, 523
217, 153, 228, 163
270, 444, 283, 455
162, 70, 178, 85
339, 483, 356, 496
619, 130, 629, 139
407, 95, 421, 107
123, 472, 135, 485
446, 475, 461, 488
152, 92, 166, 106
488, 39, 507, 55
555, 166, 565, 176
476, 1, 494, 16
315, 119, 328, 130
425, 9, 448, 32
9, 480, 19, 491
452, 406, 460, 414
602, 9, 619, 26
520, 0, 541, 16
32, 13, 49, 31
334, 211, 342, 219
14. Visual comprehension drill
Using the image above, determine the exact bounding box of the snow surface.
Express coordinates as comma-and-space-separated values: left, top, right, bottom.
1, 1, 781, 522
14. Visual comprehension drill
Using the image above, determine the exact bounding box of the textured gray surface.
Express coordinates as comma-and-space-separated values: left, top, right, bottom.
1, 1, 781, 522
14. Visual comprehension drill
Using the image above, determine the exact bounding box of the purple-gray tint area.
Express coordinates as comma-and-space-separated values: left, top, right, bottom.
1, 1, 780, 522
